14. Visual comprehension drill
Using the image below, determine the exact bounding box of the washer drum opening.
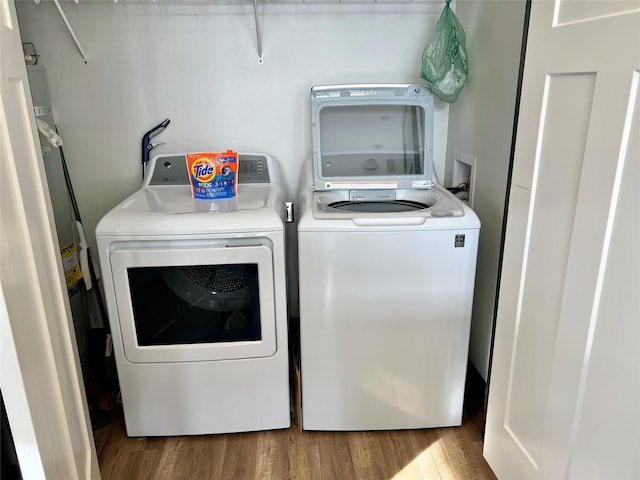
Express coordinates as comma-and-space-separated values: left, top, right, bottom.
327, 200, 432, 213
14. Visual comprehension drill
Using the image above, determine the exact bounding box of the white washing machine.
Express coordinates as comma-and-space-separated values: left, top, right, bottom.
96, 152, 290, 436
298, 84, 481, 431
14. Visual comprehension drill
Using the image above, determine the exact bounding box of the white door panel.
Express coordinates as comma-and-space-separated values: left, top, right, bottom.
555, 0, 640, 26
0, 0, 100, 478
512, 72, 595, 189
484, 185, 535, 475
567, 71, 639, 480
510, 4, 640, 190
485, 1, 640, 479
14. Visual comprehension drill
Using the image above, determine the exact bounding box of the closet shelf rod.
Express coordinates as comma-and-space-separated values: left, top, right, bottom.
52, 0, 89, 63
253, 0, 263, 63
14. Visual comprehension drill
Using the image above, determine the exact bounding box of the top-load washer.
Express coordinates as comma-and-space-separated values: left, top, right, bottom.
96, 152, 290, 436
298, 84, 480, 431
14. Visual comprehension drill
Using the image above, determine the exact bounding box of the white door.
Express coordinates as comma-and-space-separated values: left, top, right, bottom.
0, 0, 100, 478
484, 1, 640, 479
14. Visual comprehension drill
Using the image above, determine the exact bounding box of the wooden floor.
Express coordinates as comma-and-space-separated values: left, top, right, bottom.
93, 368, 496, 480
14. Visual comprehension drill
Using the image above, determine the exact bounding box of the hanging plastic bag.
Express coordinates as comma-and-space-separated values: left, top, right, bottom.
420, 0, 468, 103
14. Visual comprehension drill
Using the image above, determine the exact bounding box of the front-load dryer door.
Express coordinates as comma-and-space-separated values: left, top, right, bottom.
110, 245, 277, 363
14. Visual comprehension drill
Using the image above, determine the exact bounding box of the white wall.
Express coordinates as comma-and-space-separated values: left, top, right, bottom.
16, 1, 450, 316
446, 0, 526, 380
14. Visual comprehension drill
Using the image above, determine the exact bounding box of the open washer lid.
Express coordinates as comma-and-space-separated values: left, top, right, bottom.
310, 84, 434, 192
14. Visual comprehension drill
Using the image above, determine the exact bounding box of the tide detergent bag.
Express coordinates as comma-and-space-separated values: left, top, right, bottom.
186, 150, 238, 200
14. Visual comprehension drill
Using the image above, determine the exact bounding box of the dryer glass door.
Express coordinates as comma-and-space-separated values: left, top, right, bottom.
110, 245, 277, 363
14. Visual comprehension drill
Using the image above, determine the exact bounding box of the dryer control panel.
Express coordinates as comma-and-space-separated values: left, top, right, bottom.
147, 154, 270, 185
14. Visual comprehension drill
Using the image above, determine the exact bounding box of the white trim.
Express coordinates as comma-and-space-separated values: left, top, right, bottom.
1, 0, 100, 477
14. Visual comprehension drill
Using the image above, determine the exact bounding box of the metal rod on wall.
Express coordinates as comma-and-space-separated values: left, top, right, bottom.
52, 0, 89, 64
253, 0, 264, 63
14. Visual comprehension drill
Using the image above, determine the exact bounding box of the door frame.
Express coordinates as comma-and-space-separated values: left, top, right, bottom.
485, 0, 532, 417
1, 0, 100, 477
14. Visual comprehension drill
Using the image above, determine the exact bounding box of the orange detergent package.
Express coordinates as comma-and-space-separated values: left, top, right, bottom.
186, 150, 238, 199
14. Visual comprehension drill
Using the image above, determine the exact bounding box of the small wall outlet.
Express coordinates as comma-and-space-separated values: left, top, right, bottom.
452, 151, 477, 208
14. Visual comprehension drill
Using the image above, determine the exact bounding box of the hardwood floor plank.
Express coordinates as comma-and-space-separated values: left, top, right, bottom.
97, 418, 142, 479
408, 430, 443, 480
182, 434, 228, 480
151, 437, 183, 480
348, 431, 384, 468
288, 428, 321, 480
451, 424, 496, 480
93, 417, 117, 458
379, 429, 433, 480
255, 429, 289, 479
93, 401, 122, 457
353, 465, 388, 480
317, 431, 357, 480
348, 431, 387, 480
220, 432, 258, 480
123, 447, 164, 480
440, 427, 477, 479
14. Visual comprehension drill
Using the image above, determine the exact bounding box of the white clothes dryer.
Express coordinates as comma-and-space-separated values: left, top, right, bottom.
96, 153, 290, 437
298, 84, 480, 431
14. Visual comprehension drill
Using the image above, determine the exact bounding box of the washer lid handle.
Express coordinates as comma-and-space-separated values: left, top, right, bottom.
352, 216, 427, 227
